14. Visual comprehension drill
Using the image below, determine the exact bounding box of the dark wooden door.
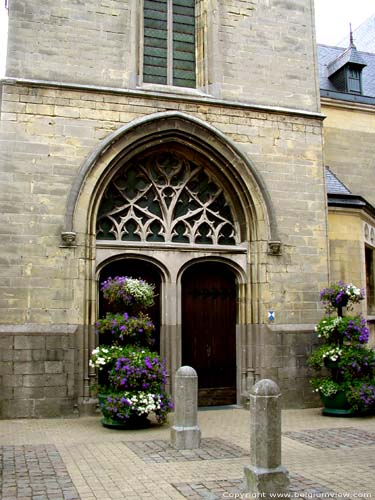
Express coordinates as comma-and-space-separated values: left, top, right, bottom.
182, 262, 237, 406
98, 259, 161, 352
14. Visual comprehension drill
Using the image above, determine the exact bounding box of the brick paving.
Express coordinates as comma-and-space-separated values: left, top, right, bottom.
0, 409, 374, 499
284, 427, 375, 449
125, 438, 248, 463
172, 472, 334, 499
0, 444, 81, 500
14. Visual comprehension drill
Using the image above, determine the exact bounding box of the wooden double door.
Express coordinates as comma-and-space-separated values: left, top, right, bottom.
182, 262, 237, 406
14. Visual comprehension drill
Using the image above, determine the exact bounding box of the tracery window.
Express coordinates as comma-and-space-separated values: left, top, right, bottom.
96, 150, 238, 246
143, 0, 196, 88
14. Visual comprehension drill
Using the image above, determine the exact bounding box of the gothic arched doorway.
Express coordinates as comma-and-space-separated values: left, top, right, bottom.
98, 258, 162, 352
181, 261, 237, 406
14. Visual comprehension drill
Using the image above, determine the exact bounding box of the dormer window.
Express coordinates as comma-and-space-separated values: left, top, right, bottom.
347, 67, 361, 93
330, 64, 363, 94
327, 38, 366, 96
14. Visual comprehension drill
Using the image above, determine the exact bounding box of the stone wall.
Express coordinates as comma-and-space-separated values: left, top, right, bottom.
328, 211, 365, 287
0, 82, 327, 326
322, 102, 375, 207
246, 324, 321, 409
0, 0, 328, 416
5, 0, 320, 112
0, 325, 78, 418
6, 0, 134, 88
0, 79, 327, 414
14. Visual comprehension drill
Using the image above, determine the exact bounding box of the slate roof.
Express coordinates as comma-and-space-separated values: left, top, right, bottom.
326, 44, 367, 77
325, 167, 375, 218
338, 14, 375, 53
317, 44, 375, 101
325, 167, 351, 195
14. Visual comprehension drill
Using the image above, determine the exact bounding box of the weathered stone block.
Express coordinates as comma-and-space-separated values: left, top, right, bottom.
44, 386, 68, 398
13, 350, 33, 361
0, 336, 13, 350
34, 398, 75, 418
14, 362, 44, 375
14, 336, 45, 350
44, 361, 63, 374
2, 375, 23, 387
23, 374, 67, 387
14, 386, 45, 399
0, 398, 35, 419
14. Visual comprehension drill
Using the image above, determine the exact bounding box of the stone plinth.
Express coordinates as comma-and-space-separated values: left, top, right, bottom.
171, 366, 201, 449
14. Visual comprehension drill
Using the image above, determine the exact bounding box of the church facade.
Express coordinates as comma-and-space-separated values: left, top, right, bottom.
0, 0, 372, 418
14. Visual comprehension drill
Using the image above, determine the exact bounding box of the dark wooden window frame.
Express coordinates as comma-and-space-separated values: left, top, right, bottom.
365, 245, 375, 315
142, 0, 196, 88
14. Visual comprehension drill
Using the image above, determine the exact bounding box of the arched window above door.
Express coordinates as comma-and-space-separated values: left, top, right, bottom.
96, 148, 239, 246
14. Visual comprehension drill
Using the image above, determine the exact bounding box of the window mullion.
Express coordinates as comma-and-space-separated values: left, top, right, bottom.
167, 0, 173, 85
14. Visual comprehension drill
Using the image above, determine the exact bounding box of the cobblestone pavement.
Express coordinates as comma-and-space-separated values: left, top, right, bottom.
0, 408, 374, 499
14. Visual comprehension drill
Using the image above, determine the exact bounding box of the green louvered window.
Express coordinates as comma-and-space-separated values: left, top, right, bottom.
143, 0, 196, 88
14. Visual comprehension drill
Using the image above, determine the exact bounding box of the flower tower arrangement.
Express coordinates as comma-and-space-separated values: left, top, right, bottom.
90, 276, 173, 428
308, 282, 375, 416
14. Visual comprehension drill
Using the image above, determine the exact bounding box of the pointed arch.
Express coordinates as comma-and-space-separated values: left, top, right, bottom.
64, 111, 279, 245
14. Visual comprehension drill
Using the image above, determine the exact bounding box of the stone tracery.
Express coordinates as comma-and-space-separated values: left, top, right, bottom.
96, 150, 238, 246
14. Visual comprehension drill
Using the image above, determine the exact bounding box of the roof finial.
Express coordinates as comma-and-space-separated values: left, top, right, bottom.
349, 22, 354, 46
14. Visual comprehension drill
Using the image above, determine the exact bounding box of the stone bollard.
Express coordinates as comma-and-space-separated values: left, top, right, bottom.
170, 366, 201, 449
244, 379, 290, 498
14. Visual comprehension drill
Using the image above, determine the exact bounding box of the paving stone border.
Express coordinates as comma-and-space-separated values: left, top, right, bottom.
124, 438, 249, 463
283, 427, 375, 449
0, 444, 81, 500
172, 472, 335, 499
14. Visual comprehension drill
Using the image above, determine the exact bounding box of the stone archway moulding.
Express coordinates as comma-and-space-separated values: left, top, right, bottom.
62, 111, 281, 250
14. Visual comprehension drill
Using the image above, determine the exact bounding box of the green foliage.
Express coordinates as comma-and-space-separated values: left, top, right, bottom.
311, 377, 340, 397
95, 312, 155, 346
319, 281, 364, 312
308, 344, 342, 370
101, 276, 155, 308
315, 315, 369, 344
309, 282, 375, 414
90, 275, 172, 426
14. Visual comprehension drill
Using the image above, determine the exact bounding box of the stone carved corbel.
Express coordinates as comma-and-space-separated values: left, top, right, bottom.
268, 240, 282, 256
61, 231, 77, 247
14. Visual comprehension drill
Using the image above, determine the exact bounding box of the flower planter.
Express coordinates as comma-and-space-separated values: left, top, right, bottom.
323, 358, 339, 369
98, 393, 151, 429
91, 276, 172, 430
310, 282, 375, 417
320, 390, 354, 417
101, 414, 150, 430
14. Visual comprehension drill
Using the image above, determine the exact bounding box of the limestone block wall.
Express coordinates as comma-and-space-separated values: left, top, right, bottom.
0, 80, 327, 414
322, 102, 375, 207
247, 325, 321, 408
327, 211, 365, 288
0, 82, 327, 326
216, 0, 319, 111
0, 325, 78, 419
5, 0, 320, 112
6, 0, 134, 88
